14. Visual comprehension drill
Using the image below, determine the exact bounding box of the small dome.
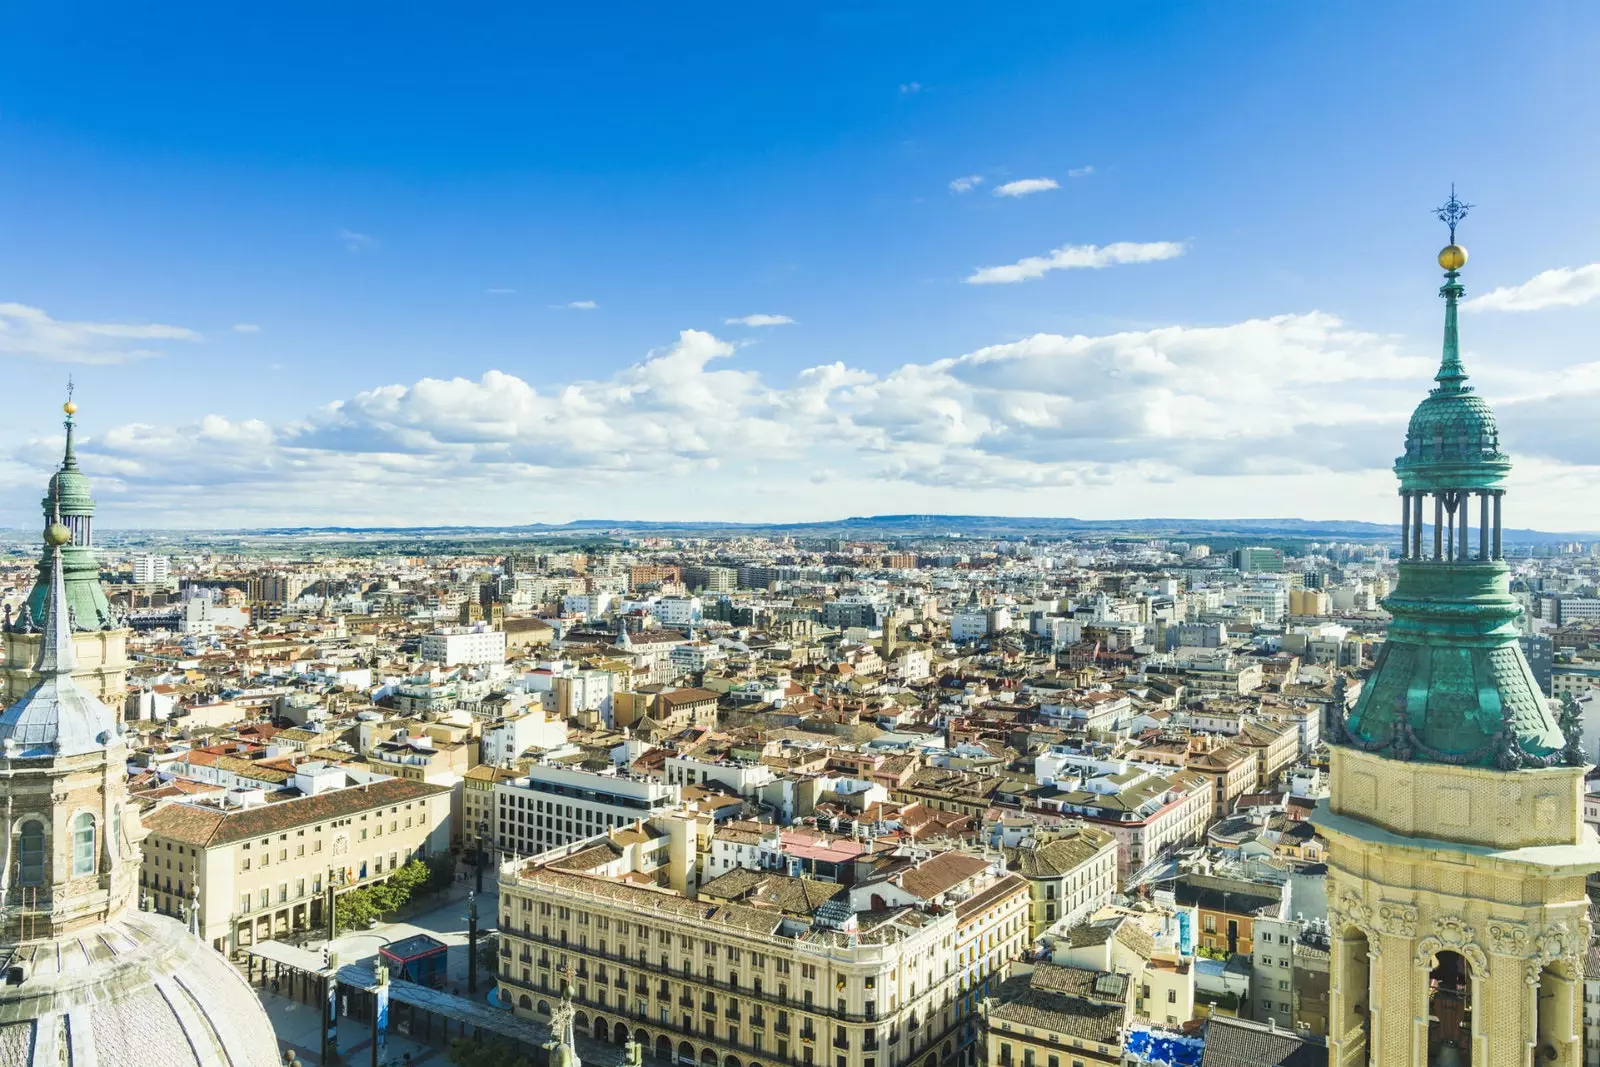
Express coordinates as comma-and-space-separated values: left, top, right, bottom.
44, 468, 94, 517
1438, 243, 1468, 271
1401, 390, 1502, 463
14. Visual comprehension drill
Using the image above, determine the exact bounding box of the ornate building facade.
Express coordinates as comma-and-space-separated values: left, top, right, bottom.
2, 401, 130, 706
1314, 209, 1600, 1066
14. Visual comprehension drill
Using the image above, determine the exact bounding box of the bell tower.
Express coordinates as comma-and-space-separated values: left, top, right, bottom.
1314, 192, 1600, 1066
2, 394, 131, 708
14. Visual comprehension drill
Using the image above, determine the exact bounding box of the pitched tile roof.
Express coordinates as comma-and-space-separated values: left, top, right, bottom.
143, 777, 448, 848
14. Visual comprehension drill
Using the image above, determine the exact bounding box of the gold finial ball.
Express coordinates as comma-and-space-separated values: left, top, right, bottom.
62, 401, 77, 416
44, 522, 71, 547
1438, 244, 1468, 271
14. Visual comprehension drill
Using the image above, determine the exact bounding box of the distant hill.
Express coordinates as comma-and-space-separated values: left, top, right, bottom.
122, 513, 1592, 544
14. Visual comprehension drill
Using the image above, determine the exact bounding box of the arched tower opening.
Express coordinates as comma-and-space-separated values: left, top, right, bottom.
1426, 949, 1472, 1065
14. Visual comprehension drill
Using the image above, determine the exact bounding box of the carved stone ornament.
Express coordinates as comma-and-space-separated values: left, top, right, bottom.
1375, 901, 1419, 938
1331, 891, 1373, 936
1485, 920, 1530, 957
1532, 921, 1574, 968
1433, 914, 1476, 948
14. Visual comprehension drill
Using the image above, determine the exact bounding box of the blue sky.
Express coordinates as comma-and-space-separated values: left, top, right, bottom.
3, 2, 1600, 529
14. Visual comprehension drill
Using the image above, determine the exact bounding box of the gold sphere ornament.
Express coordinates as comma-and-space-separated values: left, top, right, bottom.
44, 522, 71, 547
62, 401, 77, 415
1438, 244, 1468, 271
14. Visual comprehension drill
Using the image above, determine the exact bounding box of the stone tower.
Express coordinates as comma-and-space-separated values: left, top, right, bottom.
2, 398, 130, 707
0, 519, 281, 1066
1314, 200, 1600, 1066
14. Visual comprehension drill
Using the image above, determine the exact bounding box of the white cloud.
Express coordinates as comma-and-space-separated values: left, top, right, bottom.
0, 303, 203, 364
18, 312, 1476, 526
949, 175, 984, 194
993, 178, 1059, 198
338, 229, 378, 252
486, 288, 517, 295
554, 300, 599, 310
899, 82, 923, 95
965, 240, 1186, 285
1068, 166, 1094, 178
1466, 264, 1600, 312
724, 314, 796, 327
232, 323, 261, 333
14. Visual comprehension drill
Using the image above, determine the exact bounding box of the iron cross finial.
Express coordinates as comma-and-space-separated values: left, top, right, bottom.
1435, 184, 1473, 244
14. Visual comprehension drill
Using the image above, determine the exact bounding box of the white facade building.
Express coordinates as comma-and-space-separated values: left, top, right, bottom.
133, 553, 171, 585
421, 623, 507, 666
491, 762, 680, 856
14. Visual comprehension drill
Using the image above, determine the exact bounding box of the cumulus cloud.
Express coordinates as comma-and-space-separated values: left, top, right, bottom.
993, 178, 1059, 198
232, 323, 261, 333
949, 175, 984, 194
965, 240, 1185, 285
22, 312, 1490, 526
1466, 264, 1600, 312
0, 303, 203, 364
338, 229, 378, 252
724, 314, 796, 327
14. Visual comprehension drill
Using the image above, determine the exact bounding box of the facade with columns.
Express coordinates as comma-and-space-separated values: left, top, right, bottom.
1314, 219, 1600, 1066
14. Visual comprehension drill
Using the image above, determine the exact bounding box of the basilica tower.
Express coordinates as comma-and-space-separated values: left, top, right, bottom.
2, 399, 130, 707
1314, 196, 1600, 1066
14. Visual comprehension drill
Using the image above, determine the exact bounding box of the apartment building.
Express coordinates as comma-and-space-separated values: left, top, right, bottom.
982, 964, 1132, 1067
422, 623, 507, 666
141, 774, 452, 951
496, 832, 1028, 1067
492, 763, 681, 858
1032, 759, 1214, 879
999, 826, 1119, 939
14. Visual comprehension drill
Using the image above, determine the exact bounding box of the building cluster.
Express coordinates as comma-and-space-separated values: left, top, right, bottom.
9, 238, 1600, 1067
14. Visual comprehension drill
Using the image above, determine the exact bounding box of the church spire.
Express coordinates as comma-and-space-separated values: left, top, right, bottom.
1432, 186, 1473, 394
35, 508, 77, 677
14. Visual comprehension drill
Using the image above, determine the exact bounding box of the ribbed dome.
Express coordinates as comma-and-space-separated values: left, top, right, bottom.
0, 911, 280, 1067
1400, 389, 1503, 465
44, 468, 94, 517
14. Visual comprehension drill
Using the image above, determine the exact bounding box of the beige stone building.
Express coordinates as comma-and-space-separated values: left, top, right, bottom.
496, 829, 1029, 1067
1000, 826, 1119, 939
141, 775, 452, 951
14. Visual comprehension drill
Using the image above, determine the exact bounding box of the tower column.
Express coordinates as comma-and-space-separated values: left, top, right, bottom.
1413, 492, 1423, 559
1479, 492, 1490, 560
1484, 489, 1497, 559
1400, 494, 1411, 559
1434, 495, 1444, 560
1458, 492, 1470, 560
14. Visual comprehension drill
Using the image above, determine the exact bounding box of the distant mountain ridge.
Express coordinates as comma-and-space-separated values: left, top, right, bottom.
203, 513, 1594, 543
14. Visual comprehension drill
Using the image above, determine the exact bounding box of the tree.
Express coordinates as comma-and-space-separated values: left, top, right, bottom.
449, 1039, 535, 1067
423, 852, 457, 896
334, 887, 377, 932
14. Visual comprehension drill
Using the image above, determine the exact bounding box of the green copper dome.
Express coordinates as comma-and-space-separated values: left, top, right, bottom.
10, 408, 116, 635
1330, 231, 1580, 771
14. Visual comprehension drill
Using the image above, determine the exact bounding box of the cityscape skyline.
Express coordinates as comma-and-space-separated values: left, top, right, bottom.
4, 3, 1599, 530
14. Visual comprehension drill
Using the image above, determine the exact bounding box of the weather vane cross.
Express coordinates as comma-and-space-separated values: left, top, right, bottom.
1435, 183, 1473, 244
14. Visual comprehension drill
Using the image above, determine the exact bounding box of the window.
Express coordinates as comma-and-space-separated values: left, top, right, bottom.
1167, 989, 1177, 1004
16, 821, 45, 885
71, 813, 96, 877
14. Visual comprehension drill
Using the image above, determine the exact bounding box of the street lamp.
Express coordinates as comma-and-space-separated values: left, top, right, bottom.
467, 891, 480, 995
475, 820, 488, 894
